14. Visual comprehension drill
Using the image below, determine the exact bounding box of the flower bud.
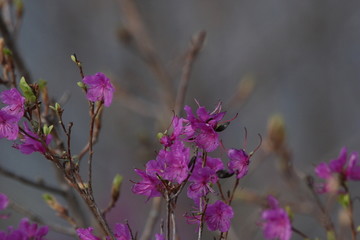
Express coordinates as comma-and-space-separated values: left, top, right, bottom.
111, 174, 123, 202
267, 114, 286, 151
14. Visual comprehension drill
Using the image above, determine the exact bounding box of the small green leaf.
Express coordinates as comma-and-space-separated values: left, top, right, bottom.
112, 174, 123, 190
55, 102, 61, 111
357, 225, 360, 232
19, 77, 36, 103
338, 193, 350, 208
70, 54, 77, 63
42, 193, 54, 202
3, 47, 12, 56
157, 132, 164, 140
285, 205, 294, 221
77, 81, 85, 89
43, 124, 53, 135
326, 231, 336, 240
38, 79, 47, 90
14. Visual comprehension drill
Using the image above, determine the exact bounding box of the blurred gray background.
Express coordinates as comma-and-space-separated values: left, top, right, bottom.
1, 0, 360, 239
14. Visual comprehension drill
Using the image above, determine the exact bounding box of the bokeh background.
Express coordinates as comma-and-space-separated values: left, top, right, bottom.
1, 0, 360, 239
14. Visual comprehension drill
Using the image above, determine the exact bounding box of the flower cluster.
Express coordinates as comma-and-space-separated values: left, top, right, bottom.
315, 147, 360, 193
132, 101, 253, 234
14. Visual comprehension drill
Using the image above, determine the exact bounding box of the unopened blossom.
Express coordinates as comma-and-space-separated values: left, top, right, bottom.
14, 123, 52, 155
0, 88, 25, 119
0, 218, 49, 240
82, 72, 115, 107
113, 224, 131, 240
183, 102, 226, 152
227, 148, 250, 179
315, 147, 360, 193
260, 195, 292, 240
0, 110, 19, 140
0, 193, 9, 219
205, 200, 234, 232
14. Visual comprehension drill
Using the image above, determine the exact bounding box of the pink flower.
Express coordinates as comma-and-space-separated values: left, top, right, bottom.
0, 110, 19, 140
160, 116, 185, 147
0, 88, 25, 119
113, 224, 131, 240
183, 101, 226, 152
14, 123, 52, 155
315, 147, 360, 193
205, 200, 234, 232
0, 218, 49, 240
187, 167, 217, 200
227, 149, 250, 179
132, 169, 163, 198
154, 234, 165, 240
77, 227, 101, 240
0, 193, 9, 219
82, 72, 115, 107
260, 196, 292, 240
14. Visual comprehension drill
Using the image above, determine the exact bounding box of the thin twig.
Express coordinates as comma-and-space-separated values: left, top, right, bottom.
0, 165, 66, 196
118, 0, 174, 109
140, 197, 162, 240
10, 201, 77, 237
174, 31, 206, 115
292, 227, 310, 239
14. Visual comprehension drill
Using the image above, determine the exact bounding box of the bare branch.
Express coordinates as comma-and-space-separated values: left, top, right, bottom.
175, 31, 206, 115
0, 165, 66, 196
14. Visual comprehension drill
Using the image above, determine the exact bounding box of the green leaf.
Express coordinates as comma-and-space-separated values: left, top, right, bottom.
77, 81, 85, 89
38, 79, 47, 90
326, 231, 336, 240
70, 54, 77, 63
19, 77, 36, 103
43, 124, 53, 135
338, 193, 350, 208
3, 47, 12, 56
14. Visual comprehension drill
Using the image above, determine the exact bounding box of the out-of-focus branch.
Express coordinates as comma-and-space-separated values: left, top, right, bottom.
0, 165, 66, 196
174, 31, 206, 115
118, 0, 174, 109
140, 197, 162, 240
10, 201, 77, 237
0, 11, 32, 83
115, 86, 160, 119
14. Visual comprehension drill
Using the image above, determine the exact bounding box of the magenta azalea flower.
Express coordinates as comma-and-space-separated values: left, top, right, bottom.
154, 234, 165, 240
14, 123, 52, 155
187, 167, 217, 200
82, 72, 115, 107
0, 218, 49, 240
205, 200, 234, 232
160, 116, 185, 147
183, 102, 226, 152
113, 224, 131, 240
315, 147, 360, 193
0, 88, 25, 119
77, 227, 101, 240
146, 140, 190, 184
260, 196, 292, 240
227, 148, 250, 179
0, 193, 9, 219
132, 169, 163, 198
0, 110, 19, 140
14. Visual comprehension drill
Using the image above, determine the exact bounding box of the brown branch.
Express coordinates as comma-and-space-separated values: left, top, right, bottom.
140, 197, 162, 240
174, 31, 206, 115
10, 201, 77, 237
0, 11, 32, 83
0, 165, 66, 196
118, 0, 174, 109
